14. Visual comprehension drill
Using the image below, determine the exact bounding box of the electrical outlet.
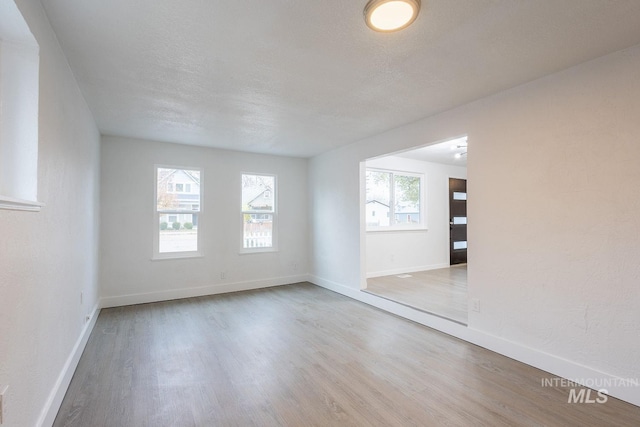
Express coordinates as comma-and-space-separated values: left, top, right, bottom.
80, 291, 83, 304
471, 298, 480, 312
1, 385, 8, 424
220, 272, 226, 280
292, 262, 298, 272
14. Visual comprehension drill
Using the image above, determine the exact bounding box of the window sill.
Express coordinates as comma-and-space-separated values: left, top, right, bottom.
152, 252, 203, 261
239, 247, 278, 255
366, 227, 428, 233
0, 195, 44, 212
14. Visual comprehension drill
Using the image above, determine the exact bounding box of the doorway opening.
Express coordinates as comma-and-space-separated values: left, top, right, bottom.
362, 136, 468, 324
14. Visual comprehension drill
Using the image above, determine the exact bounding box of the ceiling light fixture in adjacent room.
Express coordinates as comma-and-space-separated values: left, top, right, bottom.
364, 0, 421, 32
451, 137, 468, 159
454, 151, 467, 159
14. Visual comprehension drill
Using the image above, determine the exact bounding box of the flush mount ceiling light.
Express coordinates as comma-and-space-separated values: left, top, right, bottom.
364, 0, 421, 32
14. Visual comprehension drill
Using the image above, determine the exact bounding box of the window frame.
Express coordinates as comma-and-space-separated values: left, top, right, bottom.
153, 165, 203, 260
240, 173, 278, 254
0, 1, 42, 211
365, 167, 426, 232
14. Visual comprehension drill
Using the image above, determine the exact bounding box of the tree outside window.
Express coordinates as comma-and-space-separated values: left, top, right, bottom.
366, 169, 423, 230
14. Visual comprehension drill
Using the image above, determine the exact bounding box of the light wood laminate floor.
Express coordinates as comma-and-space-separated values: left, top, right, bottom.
366, 265, 468, 324
54, 283, 639, 426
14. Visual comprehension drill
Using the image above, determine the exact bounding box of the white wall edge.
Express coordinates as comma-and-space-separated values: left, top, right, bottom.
37, 302, 101, 427
309, 275, 640, 408
366, 263, 451, 279
100, 274, 311, 308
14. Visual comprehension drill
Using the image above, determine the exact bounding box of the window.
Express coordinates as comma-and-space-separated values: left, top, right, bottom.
365, 168, 424, 230
0, 1, 41, 211
241, 174, 276, 252
155, 167, 201, 258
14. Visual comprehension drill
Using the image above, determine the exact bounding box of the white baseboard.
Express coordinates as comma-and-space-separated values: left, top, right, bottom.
100, 274, 310, 308
37, 303, 101, 427
366, 263, 450, 278
309, 275, 640, 408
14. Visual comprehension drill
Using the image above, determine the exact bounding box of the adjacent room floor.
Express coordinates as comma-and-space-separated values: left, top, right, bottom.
365, 265, 468, 324
54, 283, 639, 426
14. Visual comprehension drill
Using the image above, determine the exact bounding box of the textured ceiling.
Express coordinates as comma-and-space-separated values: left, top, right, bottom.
40, 0, 640, 158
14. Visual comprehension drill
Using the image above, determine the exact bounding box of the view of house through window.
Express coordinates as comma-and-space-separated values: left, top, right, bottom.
156, 167, 201, 254
366, 169, 422, 229
241, 174, 276, 250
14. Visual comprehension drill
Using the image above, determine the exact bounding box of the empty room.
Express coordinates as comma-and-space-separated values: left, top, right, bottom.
1, 0, 640, 426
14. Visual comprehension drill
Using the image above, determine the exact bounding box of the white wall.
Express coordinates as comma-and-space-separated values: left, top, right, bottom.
100, 136, 308, 306
0, 0, 101, 425
310, 45, 640, 405
365, 155, 466, 277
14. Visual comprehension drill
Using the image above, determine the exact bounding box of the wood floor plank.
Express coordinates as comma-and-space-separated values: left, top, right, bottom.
54, 283, 639, 426
366, 265, 468, 324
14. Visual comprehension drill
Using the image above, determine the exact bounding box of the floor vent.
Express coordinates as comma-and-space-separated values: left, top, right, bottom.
396, 274, 412, 279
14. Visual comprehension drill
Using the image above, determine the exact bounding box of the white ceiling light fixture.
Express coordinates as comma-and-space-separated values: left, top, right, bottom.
451, 136, 468, 159
454, 150, 467, 159
364, 0, 421, 32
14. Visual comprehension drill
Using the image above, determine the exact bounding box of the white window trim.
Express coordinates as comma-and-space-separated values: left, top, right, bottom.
240, 173, 278, 254
152, 165, 203, 260
365, 168, 426, 232
0, 195, 44, 212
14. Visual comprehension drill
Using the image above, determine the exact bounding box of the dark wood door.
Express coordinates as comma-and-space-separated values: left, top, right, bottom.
449, 178, 467, 265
